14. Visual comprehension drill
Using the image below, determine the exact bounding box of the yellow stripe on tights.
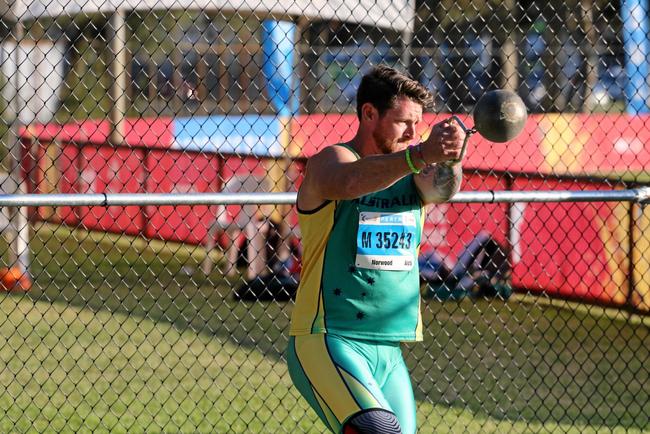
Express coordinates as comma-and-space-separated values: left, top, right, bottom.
294, 334, 362, 422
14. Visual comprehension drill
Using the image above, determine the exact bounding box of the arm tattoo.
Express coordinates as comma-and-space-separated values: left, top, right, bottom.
421, 162, 462, 201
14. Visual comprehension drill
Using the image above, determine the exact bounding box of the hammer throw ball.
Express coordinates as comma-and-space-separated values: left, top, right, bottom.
473, 90, 528, 142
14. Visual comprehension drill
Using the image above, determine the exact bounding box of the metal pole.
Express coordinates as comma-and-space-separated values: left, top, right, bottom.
627, 201, 638, 311
0, 189, 649, 207
109, 9, 128, 145
8, 21, 30, 276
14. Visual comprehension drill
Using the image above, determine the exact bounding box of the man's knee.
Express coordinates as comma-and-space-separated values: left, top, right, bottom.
342, 409, 402, 434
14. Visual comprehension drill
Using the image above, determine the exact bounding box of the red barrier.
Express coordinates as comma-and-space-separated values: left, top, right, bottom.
78, 146, 146, 236
40, 140, 278, 245
20, 113, 646, 309
144, 150, 219, 244
292, 113, 650, 176
58, 144, 82, 225
511, 178, 629, 306
422, 173, 508, 266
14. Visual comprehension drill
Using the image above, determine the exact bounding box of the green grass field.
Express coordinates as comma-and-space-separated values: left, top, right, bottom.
0, 223, 648, 433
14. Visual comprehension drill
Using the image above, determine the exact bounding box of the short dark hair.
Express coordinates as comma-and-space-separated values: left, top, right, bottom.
356, 65, 433, 119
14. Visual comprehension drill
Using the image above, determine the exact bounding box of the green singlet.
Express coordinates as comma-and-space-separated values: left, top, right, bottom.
289, 145, 425, 341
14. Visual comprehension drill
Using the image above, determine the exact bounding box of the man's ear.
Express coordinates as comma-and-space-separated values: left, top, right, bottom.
361, 102, 377, 122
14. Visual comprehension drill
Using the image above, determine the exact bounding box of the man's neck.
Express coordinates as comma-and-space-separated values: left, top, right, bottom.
346, 133, 377, 158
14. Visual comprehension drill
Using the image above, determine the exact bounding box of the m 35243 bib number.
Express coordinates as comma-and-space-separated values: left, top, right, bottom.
355, 211, 416, 271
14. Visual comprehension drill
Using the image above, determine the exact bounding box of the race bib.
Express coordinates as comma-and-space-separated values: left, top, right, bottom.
355, 211, 417, 271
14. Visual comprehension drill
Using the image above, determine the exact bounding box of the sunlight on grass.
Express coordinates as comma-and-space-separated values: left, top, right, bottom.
0, 224, 647, 432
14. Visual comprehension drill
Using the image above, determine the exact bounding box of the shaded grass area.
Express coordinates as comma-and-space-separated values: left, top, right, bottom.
0, 223, 648, 433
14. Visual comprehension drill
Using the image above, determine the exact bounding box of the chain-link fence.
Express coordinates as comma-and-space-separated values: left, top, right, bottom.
1, 0, 650, 432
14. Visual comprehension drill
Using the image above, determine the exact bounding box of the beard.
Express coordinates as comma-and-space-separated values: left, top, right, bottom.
372, 130, 400, 154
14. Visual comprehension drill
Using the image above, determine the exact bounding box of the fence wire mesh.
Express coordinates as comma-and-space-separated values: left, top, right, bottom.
0, 0, 650, 432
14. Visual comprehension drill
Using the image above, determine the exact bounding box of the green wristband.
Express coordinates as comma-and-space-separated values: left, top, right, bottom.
414, 144, 428, 166
405, 146, 421, 174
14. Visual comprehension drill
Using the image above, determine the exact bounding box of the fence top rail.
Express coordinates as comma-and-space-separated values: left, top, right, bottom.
0, 188, 649, 207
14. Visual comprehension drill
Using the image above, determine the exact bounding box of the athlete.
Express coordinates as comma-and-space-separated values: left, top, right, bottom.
286, 65, 465, 434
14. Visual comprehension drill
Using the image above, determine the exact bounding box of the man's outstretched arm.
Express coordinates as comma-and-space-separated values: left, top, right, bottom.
297, 145, 413, 211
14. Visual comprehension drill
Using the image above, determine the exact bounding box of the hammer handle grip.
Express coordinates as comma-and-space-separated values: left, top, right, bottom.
444, 115, 475, 165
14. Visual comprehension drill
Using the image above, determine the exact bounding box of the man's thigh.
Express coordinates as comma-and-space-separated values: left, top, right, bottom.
287, 334, 394, 432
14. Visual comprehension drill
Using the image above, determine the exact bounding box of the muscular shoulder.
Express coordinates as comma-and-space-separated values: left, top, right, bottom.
297, 145, 358, 211
309, 144, 358, 167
